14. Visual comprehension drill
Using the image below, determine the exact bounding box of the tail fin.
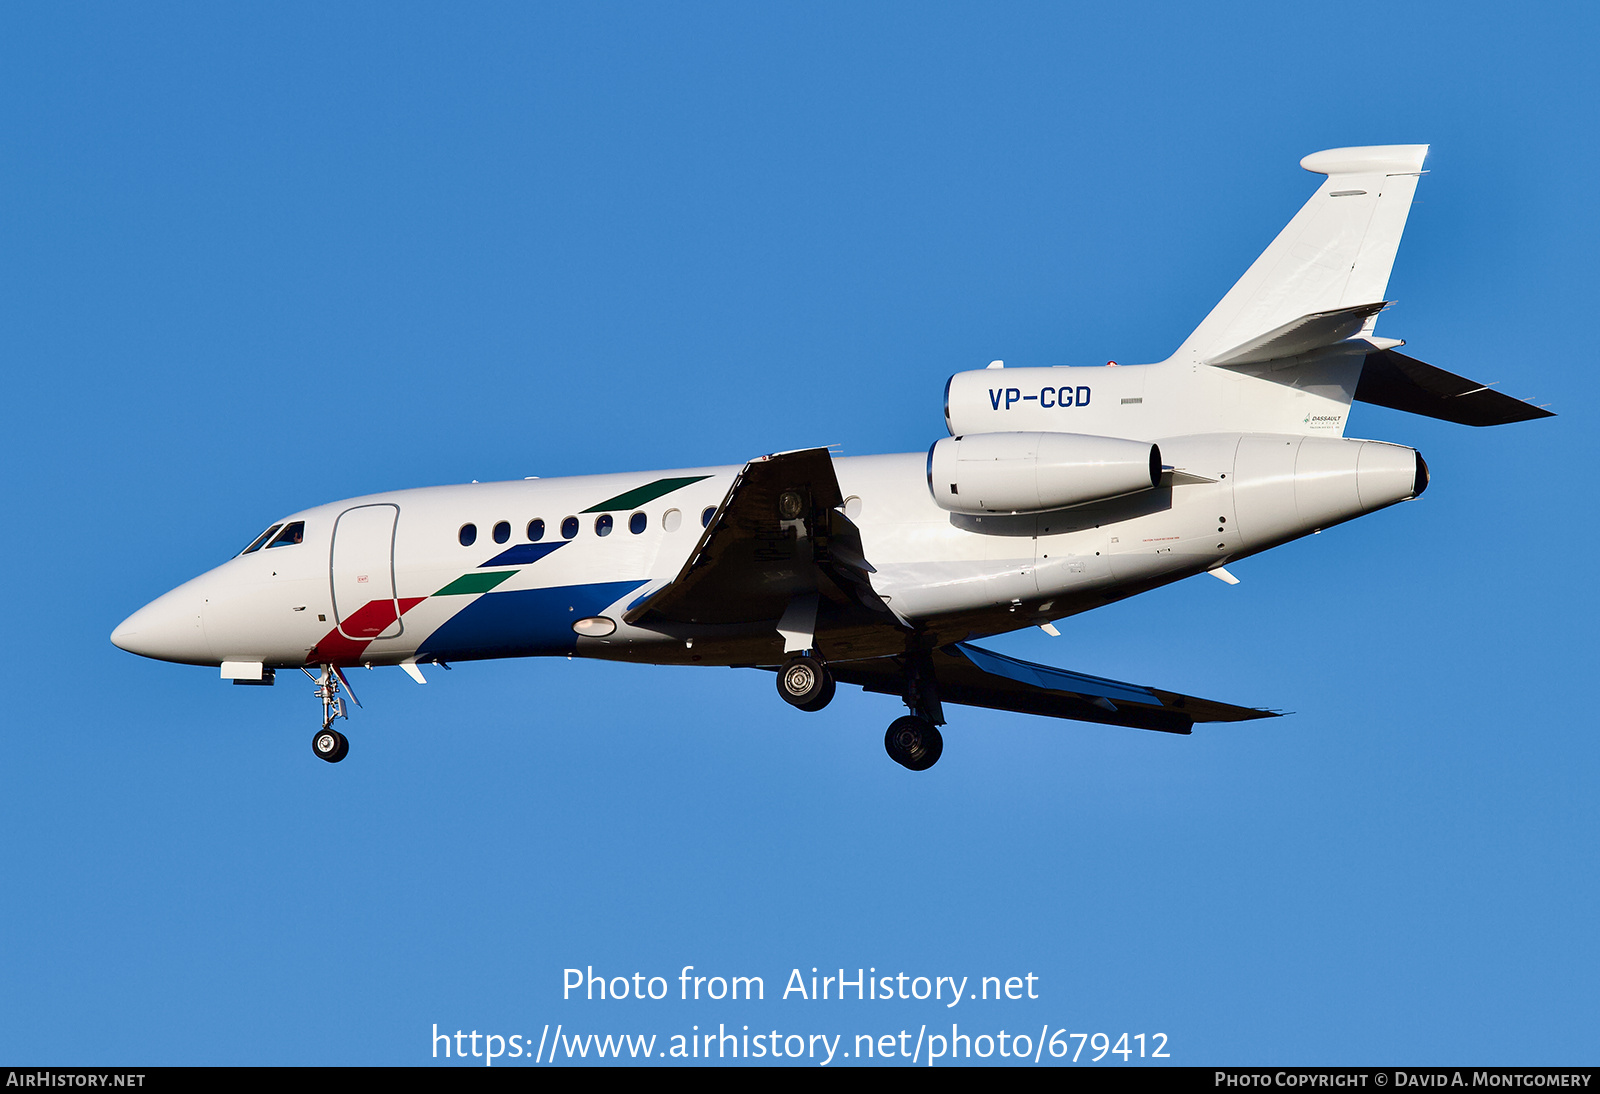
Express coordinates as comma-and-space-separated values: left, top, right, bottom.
1173, 145, 1428, 366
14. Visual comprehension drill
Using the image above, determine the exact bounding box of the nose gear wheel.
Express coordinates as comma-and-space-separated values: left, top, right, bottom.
313, 728, 349, 763
302, 663, 353, 763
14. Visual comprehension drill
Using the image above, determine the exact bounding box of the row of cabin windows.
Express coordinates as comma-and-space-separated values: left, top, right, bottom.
459, 506, 716, 547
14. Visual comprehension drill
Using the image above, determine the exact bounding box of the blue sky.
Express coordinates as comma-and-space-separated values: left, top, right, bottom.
1, 2, 1594, 1066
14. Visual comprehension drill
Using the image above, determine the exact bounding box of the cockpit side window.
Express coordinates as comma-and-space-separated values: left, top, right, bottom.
265, 521, 305, 549
240, 524, 283, 555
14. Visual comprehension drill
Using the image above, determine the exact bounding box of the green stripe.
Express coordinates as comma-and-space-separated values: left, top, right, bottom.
581, 476, 710, 514
434, 570, 517, 596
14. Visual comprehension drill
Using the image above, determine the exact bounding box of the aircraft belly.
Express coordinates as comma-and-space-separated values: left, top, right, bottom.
874, 559, 1037, 619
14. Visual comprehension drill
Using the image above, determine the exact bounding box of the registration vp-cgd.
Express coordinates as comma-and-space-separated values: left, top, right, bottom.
989, 384, 1092, 410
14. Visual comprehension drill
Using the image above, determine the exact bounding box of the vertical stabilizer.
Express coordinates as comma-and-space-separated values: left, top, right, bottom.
1172, 145, 1428, 366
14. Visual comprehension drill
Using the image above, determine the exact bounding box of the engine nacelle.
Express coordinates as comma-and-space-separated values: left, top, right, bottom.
927, 432, 1162, 514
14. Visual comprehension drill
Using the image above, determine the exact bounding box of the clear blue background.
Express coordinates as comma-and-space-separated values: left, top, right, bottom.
1, 2, 1593, 1066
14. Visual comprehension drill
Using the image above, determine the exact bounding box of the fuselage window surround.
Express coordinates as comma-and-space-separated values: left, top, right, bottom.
629, 512, 647, 534
561, 516, 579, 540
460, 523, 478, 547
595, 514, 613, 537
493, 520, 511, 544
527, 518, 545, 542
701, 506, 716, 528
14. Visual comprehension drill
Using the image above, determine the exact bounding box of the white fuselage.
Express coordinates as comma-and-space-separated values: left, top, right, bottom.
110, 431, 1423, 672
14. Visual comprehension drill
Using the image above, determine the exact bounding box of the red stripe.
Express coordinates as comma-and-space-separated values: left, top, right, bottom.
307, 597, 427, 665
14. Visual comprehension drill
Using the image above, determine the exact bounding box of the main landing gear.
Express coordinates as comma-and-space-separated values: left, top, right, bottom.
777, 649, 948, 771
885, 716, 942, 771
304, 664, 352, 763
885, 650, 945, 771
776, 653, 835, 712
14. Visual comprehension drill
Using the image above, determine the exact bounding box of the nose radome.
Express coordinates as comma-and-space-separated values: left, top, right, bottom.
111, 577, 213, 665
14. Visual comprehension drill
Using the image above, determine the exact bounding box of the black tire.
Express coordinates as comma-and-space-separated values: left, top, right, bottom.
884, 716, 943, 771
313, 728, 349, 763
794, 673, 836, 713
777, 655, 833, 711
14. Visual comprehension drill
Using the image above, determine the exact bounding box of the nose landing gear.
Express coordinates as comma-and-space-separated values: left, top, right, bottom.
313, 727, 349, 762
304, 664, 354, 763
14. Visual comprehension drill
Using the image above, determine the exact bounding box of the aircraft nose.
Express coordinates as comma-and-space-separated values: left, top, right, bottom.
111, 578, 213, 665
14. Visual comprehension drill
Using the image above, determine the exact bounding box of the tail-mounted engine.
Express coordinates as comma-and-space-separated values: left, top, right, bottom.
926, 431, 1162, 515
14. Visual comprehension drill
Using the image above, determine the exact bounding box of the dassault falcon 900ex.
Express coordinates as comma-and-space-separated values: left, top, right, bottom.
112, 145, 1551, 769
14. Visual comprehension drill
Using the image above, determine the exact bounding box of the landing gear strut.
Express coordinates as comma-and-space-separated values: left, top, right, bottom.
304, 664, 352, 763
885, 649, 945, 770
777, 653, 835, 712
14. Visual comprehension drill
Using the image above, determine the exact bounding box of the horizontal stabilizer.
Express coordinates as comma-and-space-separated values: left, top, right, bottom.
1356, 350, 1555, 426
825, 643, 1278, 735
1208, 302, 1389, 366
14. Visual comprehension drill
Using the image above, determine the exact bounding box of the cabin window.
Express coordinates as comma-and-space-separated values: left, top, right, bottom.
527, 518, 545, 542
594, 514, 613, 537
701, 506, 716, 528
493, 521, 511, 544
240, 524, 282, 555
629, 512, 647, 534
265, 521, 305, 549
459, 523, 478, 546
561, 516, 579, 539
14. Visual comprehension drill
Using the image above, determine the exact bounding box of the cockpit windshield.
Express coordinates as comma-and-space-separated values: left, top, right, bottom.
240, 524, 283, 555
266, 521, 305, 549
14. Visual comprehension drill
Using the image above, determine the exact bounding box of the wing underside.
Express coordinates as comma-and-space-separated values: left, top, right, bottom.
826, 642, 1279, 735
623, 447, 902, 642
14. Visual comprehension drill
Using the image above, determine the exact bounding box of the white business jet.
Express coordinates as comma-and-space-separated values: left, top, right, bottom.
111, 145, 1550, 769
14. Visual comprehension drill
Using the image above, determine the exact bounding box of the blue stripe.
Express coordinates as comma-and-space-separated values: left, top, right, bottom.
954, 643, 1158, 706
479, 542, 567, 567
416, 580, 648, 661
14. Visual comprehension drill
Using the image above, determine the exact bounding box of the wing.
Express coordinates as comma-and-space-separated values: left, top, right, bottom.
827, 642, 1280, 735
622, 447, 902, 637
